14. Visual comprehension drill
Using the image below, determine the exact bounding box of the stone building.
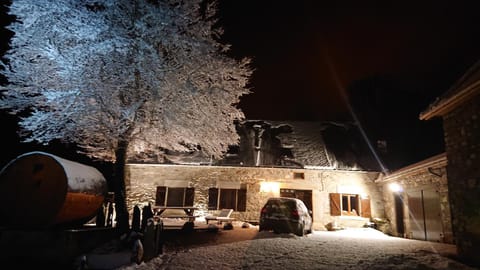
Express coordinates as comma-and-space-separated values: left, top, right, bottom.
376, 153, 453, 243
125, 121, 386, 230
419, 61, 480, 266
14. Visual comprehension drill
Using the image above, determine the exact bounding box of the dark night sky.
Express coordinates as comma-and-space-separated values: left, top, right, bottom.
217, 0, 480, 121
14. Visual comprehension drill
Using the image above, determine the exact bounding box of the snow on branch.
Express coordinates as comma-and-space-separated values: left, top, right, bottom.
1, 0, 253, 162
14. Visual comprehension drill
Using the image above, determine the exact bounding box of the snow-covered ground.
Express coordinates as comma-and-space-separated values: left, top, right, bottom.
117, 226, 478, 270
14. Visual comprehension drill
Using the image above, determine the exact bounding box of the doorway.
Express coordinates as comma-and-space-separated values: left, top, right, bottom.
280, 188, 313, 214
394, 192, 405, 237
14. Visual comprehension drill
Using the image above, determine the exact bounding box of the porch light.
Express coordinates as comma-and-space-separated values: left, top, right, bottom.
260, 181, 279, 193
389, 183, 403, 192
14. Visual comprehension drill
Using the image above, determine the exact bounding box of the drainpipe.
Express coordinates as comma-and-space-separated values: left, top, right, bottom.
253, 125, 264, 166
428, 167, 443, 177
421, 190, 427, 241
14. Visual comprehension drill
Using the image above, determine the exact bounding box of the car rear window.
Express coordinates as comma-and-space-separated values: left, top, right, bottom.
266, 199, 296, 212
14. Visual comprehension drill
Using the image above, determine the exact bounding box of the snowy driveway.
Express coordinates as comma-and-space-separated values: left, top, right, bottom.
119, 227, 477, 270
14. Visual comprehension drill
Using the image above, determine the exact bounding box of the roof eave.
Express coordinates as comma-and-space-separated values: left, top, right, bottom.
420, 80, 480, 120
376, 153, 447, 182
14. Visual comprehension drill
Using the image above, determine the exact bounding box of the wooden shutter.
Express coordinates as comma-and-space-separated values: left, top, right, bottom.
330, 193, 341, 216
208, 188, 218, 210
237, 189, 247, 212
361, 197, 371, 218
185, 188, 195, 206
155, 186, 166, 206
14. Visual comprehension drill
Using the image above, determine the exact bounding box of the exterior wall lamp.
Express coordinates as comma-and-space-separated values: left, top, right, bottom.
389, 183, 403, 193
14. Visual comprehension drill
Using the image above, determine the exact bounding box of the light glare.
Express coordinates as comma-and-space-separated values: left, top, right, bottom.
260, 182, 279, 193
389, 183, 403, 192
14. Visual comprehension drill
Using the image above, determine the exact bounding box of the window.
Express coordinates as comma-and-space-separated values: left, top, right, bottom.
208, 187, 247, 211
293, 172, 305, 179
341, 194, 359, 215
329, 193, 371, 218
155, 186, 194, 207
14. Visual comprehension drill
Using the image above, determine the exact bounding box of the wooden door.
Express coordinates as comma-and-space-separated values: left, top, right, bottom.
407, 188, 442, 242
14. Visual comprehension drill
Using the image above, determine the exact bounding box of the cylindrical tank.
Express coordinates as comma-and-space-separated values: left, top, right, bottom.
0, 151, 107, 228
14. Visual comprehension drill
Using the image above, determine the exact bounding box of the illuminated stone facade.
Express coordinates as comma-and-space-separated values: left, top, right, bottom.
125, 164, 383, 230
420, 61, 480, 266
440, 95, 480, 263
377, 154, 453, 243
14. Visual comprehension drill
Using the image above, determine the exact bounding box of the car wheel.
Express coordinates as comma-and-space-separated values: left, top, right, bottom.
295, 223, 305, 236
305, 222, 312, 234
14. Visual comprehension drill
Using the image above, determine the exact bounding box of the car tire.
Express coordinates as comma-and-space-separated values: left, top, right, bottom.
295, 223, 305, 236
306, 223, 312, 234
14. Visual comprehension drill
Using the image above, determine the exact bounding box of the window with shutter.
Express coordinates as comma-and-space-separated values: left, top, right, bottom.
342, 194, 360, 216
166, 187, 184, 206
156, 186, 195, 207
208, 187, 247, 211
330, 192, 371, 217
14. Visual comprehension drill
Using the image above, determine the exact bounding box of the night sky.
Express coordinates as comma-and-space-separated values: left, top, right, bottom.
217, 0, 480, 121
2, 1, 480, 169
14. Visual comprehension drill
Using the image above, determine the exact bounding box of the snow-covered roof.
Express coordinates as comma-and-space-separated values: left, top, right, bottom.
267, 120, 382, 171
267, 120, 332, 168
131, 120, 382, 172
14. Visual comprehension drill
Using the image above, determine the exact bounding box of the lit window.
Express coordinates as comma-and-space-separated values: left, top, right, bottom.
329, 193, 371, 217
341, 194, 359, 216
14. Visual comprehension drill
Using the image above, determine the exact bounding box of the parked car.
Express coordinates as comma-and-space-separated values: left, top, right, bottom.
259, 197, 313, 236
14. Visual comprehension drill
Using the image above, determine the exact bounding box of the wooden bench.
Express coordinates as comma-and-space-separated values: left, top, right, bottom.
154, 207, 199, 229
205, 209, 234, 225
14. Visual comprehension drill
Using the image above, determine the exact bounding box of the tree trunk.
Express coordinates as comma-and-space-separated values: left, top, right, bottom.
113, 140, 130, 233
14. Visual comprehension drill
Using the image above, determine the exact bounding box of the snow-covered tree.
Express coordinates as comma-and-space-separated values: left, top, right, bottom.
1, 0, 252, 231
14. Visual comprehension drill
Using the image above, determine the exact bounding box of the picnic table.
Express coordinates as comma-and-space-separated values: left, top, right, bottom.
153, 206, 199, 223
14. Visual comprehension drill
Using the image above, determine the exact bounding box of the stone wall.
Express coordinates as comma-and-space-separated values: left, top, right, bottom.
377, 154, 452, 243
442, 94, 480, 261
125, 164, 384, 230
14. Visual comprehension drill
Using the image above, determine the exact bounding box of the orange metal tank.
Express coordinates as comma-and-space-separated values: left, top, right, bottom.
0, 151, 107, 228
